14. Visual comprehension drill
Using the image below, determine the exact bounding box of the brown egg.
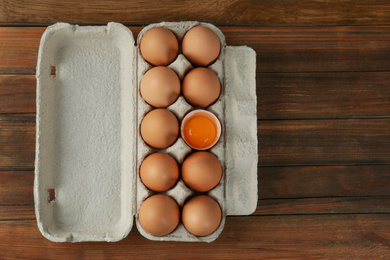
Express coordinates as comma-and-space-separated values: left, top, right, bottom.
182, 195, 222, 236
140, 27, 179, 66
140, 66, 181, 108
140, 109, 179, 149
181, 151, 222, 192
138, 194, 180, 236
182, 26, 221, 66
182, 67, 221, 108
140, 153, 179, 192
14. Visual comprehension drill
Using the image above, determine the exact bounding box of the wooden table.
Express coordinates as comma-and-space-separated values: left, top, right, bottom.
1, 1, 390, 259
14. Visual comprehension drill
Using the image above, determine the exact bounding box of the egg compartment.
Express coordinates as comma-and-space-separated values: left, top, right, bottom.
135, 22, 226, 242
35, 22, 257, 243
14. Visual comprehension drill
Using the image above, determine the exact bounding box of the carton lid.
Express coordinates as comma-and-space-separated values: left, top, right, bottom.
35, 22, 137, 242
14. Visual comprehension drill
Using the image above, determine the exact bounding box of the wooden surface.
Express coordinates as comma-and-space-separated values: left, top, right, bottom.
1, 1, 390, 259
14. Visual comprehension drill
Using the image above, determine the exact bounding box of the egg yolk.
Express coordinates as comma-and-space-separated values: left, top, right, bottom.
183, 116, 217, 149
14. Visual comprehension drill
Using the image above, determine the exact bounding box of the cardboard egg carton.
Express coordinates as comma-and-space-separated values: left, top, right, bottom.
34, 21, 257, 243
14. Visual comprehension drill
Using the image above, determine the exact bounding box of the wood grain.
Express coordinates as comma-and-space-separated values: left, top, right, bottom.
259, 165, 390, 199
1, 27, 390, 74
1, 3, 390, 257
0, 205, 35, 220
1, 215, 389, 259
0, 27, 44, 75
2, 166, 390, 215
3, 115, 390, 169
258, 72, 390, 120
259, 119, 390, 166
0, 171, 33, 205
0, 75, 36, 114
1, 0, 390, 26
255, 196, 390, 215
3, 195, 390, 222
3, 164, 389, 207
249, 26, 390, 73
2, 73, 390, 120
0, 114, 35, 170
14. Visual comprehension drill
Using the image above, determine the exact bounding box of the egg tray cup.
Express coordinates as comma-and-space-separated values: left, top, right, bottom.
34, 21, 257, 243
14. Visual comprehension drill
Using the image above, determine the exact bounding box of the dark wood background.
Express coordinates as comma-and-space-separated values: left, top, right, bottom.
1, 0, 390, 259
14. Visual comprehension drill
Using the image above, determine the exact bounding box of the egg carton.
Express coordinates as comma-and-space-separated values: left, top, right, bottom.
135, 22, 226, 242
34, 22, 257, 243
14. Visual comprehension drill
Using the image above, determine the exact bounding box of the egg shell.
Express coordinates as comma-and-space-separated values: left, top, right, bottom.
140, 27, 179, 66
182, 67, 221, 108
182, 26, 221, 67
182, 195, 222, 237
140, 153, 179, 192
140, 66, 181, 108
140, 109, 179, 149
138, 194, 180, 236
181, 151, 222, 192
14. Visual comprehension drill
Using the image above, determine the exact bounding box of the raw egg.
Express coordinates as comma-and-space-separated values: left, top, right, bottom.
140, 27, 179, 66
140, 66, 181, 108
182, 67, 221, 108
138, 194, 180, 236
181, 110, 221, 150
140, 109, 179, 149
182, 151, 222, 192
140, 153, 179, 192
182, 26, 221, 66
182, 195, 222, 236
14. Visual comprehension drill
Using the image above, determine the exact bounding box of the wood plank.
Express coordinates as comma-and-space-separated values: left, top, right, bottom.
248, 26, 390, 73
0, 114, 35, 170
255, 196, 390, 215
259, 165, 390, 199
258, 72, 390, 120
1, 27, 390, 74
3, 166, 390, 202
0, 205, 35, 220
0, 27, 44, 75
0, 75, 36, 114
3, 195, 390, 222
1, 1, 390, 26
3, 167, 390, 215
2, 72, 390, 120
0, 171, 33, 205
1, 215, 389, 259
259, 119, 390, 166
2, 165, 390, 215
3, 115, 390, 169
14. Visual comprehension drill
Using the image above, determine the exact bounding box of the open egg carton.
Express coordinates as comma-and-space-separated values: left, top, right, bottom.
34, 21, 257, 243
